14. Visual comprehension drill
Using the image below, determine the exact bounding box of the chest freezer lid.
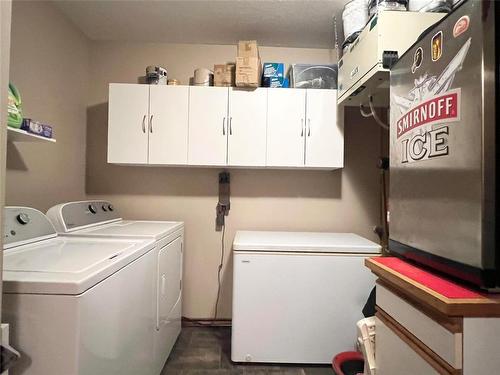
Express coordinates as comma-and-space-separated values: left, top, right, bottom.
233, 231, 381, 253
72, 220, 184, 240
2, 236, 155, 295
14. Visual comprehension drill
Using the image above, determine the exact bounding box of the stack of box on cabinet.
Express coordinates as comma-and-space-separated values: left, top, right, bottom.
235, 40, 262, 88
188, 39, 338, 90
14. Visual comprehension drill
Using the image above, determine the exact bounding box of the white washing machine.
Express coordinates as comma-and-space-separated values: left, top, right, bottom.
2, 207, 157, 375
46, 200, 184, 374
231, 231, 381, 364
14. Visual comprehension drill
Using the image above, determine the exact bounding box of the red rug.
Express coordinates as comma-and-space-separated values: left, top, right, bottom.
372, 257, 484, 299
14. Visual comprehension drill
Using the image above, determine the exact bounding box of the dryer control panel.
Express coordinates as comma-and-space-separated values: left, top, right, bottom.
46, 201, 121, 233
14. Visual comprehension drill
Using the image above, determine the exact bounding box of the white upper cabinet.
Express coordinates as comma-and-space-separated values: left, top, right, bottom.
228, 88, 268, 167
149, 86, 189, 165
108, 84, 189, 165
108, 85, 343, 170
305, 89, 343, 168
108, 83, 149, 164
188, 86, 229, 166
266, 89, 307, 168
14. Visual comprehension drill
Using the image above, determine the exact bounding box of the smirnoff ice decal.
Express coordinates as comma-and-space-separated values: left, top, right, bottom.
392, 38, 471, 164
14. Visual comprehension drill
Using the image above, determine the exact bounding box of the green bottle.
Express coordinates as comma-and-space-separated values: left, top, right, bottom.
8, 83, 23, 128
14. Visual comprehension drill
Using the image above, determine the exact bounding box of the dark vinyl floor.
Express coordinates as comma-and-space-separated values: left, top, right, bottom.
161, 326, 334, 375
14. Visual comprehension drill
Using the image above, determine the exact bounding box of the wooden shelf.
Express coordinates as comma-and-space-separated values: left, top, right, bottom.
7, 127, 56, 143
366, 257, 500, 317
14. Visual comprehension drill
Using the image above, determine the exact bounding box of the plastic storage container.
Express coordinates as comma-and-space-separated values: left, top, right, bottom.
409, 0, 451, 12
332, 352, 365, 375
289, 64, 338, 89
368, 0, 408, 17
342, 0, 369, 47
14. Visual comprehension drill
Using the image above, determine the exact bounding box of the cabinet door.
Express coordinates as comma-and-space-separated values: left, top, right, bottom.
228, 88, 267, 166
157, 236, 183, 330
108, 84, 149, 164
305, 89, 343, 168
376, 317, 441, 375
149, 86, 189, 165
188, 87, 228, 166
266, 89, 306, 167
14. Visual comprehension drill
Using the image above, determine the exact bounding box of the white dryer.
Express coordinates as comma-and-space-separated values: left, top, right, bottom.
46, 200, 184, 374
2, 207, 157, 375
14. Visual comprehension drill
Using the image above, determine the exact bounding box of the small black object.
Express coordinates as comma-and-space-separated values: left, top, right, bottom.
350, 85, 366, 97
340, 360, 365, 375
377, 157, 389, 170
362, 287, 376, 318
382, 50, 399, 69
1, 345, 20, 373
16, 213, 30, 225
216, 172, 230, 231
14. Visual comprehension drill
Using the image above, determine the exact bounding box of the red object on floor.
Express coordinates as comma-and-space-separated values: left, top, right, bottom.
372, 257, 483, 299
332, 351, 364, 375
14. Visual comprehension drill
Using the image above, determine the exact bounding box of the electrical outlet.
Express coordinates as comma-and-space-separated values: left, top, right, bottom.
216, 172, 230, 231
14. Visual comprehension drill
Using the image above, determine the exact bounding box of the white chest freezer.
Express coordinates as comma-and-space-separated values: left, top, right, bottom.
231, 231, 381, 364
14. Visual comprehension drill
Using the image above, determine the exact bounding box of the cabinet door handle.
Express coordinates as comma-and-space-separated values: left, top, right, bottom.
300, 119, 304, 137
142, 115, 146, 133
229, 117, 233, 135
223, 117, 226, 135
308, 119, 311, 137
149, 115, 153, 133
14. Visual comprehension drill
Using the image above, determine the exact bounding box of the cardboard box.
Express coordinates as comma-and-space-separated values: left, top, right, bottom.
235, 57, 262, 88
214, 64, 235, 87
238, 40, 259, 58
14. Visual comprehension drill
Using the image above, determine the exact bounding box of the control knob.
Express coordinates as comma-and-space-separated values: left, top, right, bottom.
16, 213, 30, 225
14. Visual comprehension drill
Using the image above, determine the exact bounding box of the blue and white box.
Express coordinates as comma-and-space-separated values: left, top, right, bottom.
262, 62, 287, 87
262, 62, 285, 78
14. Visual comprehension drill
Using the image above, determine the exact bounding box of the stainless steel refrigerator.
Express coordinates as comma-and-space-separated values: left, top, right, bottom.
389, 0, 498, 288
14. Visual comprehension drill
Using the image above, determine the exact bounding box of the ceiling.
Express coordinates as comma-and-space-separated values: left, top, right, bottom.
53, 0, 349, 49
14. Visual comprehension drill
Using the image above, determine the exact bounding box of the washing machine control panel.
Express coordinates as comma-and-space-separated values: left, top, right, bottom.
3, 207, 56, 248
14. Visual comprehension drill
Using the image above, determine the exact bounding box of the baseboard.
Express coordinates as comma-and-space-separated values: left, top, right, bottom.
182, 317, 232, 327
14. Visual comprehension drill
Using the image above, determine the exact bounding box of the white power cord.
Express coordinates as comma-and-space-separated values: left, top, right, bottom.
360, 95, 390, 130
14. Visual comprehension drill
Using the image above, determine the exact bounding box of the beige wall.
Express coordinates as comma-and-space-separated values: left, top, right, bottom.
1, 0, 12, 324
87, 41, 384, 319
5, 1, 89, 211
3, 1, 384, 320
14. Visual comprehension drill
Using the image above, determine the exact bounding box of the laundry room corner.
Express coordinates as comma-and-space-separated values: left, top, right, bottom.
5, 0, 90, 211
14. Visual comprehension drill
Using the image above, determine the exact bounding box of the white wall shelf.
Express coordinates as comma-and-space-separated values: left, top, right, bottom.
7, 127, 56, 143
